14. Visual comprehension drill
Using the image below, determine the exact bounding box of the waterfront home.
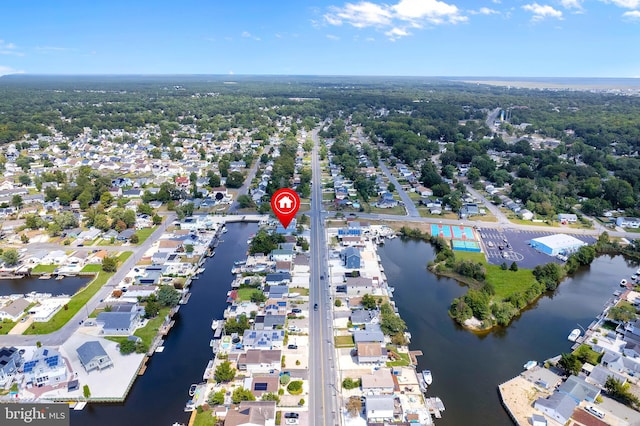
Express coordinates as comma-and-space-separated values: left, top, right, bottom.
586, 364, 627, 388
292, 255, 310, 274
533, 392, 577, 425
76, 341, 113, 373
263, 300, 288, 316
0, 346, 22, 386
557, 375, 600, 403
23, 347, 68, 387
361, 368, 395, 394
241, 330, 285, 350
350, 309, 380, 326
235, 349, 282, 374
365, 395, 396, 423
29, 297, 70, 322
274, 261, 291, 273
263, 285, 288, 299
269, 249, 294, 263
253, 314, 286, 331
157, 239, 183, 253
356, 342, 387, 364
264, 273, 291, 286
275, 219, 297, 235
353, 325, 385, 344
246, 374, 279, 398
42, 250, 67, 265
341, 247, 361, 269
223, 400, 275, 426
0, 298, 30, 322
96, 303, 142, 336
346, 276, 373, 296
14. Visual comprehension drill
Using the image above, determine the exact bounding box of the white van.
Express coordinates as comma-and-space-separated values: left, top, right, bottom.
585, 405, 605, 419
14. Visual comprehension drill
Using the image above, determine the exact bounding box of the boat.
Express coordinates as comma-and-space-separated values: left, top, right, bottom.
211, 319, 221, 331
620, 279, 628, 287
568, 328, 581, 342
184, 400, 196, 412
422, 370, 433, 386
188, 384, 197, 397
523, 360, 537, 370
38, 274, 52, 280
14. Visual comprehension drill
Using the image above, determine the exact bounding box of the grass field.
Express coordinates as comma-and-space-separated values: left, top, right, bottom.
118, 251, 133, 263
335, 335, 355, 348
236, 286, 261, 301
192, 411, 215, 426
32, 264, 59, 273
24, 272, 113, 334
0, 319, 16, 335
289, 287, 309, 296
80, 264, 101, 273
134, 307, 171, 347
453, 251, 537, 299
386, 350, 411, 367
135, 226, 158, 244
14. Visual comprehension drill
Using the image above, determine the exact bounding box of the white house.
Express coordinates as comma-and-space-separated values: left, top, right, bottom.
365, 395, 395, 422
617, 217, 640, 229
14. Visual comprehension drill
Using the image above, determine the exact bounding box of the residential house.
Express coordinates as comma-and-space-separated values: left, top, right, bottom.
365, 395, 396, 423
270, 249, 294, 262
23, 347, 67, 387
520, 209, 534, 221
242, 330, 285, 350
558, 213, 578, 224
264, 285, 288, 299
0, 298, 30, 322
361, 368, 395, 394
236, 349, 282, 374
341, 247, 361, 269
76, 341, 113, 372
558, 375, 600, 403
264, 273, 291, 286
157, 239, 183, 253
350, 310, 379, 326
96, 303, 142, 335
533, 393, 577, 425
117, 229, 136, 241
346, 277, 373, 296
356, 342, 387, 364
353, 326, 385, 344
253, 315, 286, 331
274, 261, 291, 273
247, 375, 279, 398
617, 217, 640, 229
587, 365, 627, 388
0, 346, 22, 386
223, 401, 275, 426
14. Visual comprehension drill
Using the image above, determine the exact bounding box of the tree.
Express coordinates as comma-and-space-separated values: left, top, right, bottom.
11, 194, 23, 209
361, 294, 377, 310
225, 171, 245, 188
208, 389, 226, 405
102, 256, 118, 272
250, 291, 267, 303
18, 174, 31, 186
144, 294, 160, 318
47, 223, 62, 237
184, 244, 194, 254
129, 234, 139, 244
558, 353, 582, 376
287, 380, 303, 395
261, 392, 280, 403
1, 249, 19, 266
510, 262, 519, 271
157, 285, 181, 307
237, 194, 254, 209
152, 214, 163, 225
214, 361, 236, 383
94, 214, 110, 232
346, 396, 362, 416
100, 191, 114, 207
208, 172, 221, 188
231, 387, 255, 404
20, 234, 29, 244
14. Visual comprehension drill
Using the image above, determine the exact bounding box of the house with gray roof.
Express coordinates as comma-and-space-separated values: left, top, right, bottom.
558, 375, 600, 403
346, 276, 373, 296
587, 365, 627, 388
0, 298, 30, 322
96, 303, 141, 335
533, 392, 577, 425
350, 309, 379, 326
264, 273, 291, 286
0, 346, 22, 386
254, 314, 286, 330
236, 349, 281, 374
365, 395, 396, 422
353, 326, 385, 344
264, 285, 288, 299
76, 341, 113, 372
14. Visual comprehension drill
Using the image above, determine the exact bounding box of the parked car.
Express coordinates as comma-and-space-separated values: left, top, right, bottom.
291, 308, 302, 314
287, 344, 298, 350
314, 303, 318, 311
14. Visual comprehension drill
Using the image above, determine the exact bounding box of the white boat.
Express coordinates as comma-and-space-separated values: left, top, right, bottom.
523, 360, 537, 370
184, 400, 196, 412
620, 279, 628, 287
422, 370, 433, 386
189, 384, 197, 397
568, 328, 581, 342
211, 319, 220, 331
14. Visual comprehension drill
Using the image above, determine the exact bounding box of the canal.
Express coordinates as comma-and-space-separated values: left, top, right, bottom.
70, 222, 257, 426
378, 237, 639, 426
0, 276, 90, 297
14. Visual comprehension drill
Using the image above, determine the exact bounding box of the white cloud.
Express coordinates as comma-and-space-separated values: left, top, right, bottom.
241, 31, 251, 38
35, 46, 73, 53
324, 0, 466, 40
326, 34, 340, 40
622, 9, 640, 19
602, 0, 640, 8
559, 0, 584, 9
522, 3, 563, 21
469, 7, 499, 15
0, 40, 23, 56
0, 65, 24, 76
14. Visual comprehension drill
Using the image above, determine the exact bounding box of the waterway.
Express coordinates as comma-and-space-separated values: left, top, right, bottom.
378, 238, 640, 426
0, 276, 90, 297
70, 222, 257, 426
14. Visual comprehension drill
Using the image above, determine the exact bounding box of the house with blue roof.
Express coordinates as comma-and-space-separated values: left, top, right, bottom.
76, 341, 113, 372
265, 273, 291, 286
341, 247, 361, 269
242, 330, 285, 350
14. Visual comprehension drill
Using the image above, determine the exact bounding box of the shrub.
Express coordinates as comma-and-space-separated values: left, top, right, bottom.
287, 380, 303, 395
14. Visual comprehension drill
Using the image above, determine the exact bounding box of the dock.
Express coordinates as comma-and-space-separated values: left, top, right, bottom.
213, 323, 224, 339
425, 397, 445, 419
409, 350, 423, 366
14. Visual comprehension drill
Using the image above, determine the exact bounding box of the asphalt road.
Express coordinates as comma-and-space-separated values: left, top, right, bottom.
378, 161, 419, 217
228, 151, 262, 214
309, 128, 339, 426
464, 184, 510, 225
2, 214, 175, 347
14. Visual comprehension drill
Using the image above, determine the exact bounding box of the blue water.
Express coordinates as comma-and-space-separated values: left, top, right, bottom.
0, 276, 90, 297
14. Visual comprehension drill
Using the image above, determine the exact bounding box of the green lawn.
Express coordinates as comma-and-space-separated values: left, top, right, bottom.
0, 319, 16, 335
236, 287, 261, 301
454, 252, 486, 263
118, 251, 133, 263
80, 264, 102, 273
335, 335, 355, 348
289, 287, 309, 296
134, 307, 171, 347
24, 272, 113, 334
192, 410, 216, 426
98, 239, 120, 246
322, 193, 334, 201
32, 264, 58, 274
386, 350, 411, 367
135, 226, 158, 244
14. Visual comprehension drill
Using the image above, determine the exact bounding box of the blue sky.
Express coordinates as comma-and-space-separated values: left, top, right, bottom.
1, 0, 639, 77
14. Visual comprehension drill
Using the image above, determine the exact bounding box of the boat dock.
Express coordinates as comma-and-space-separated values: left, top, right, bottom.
409, 350, 423, 365
213, 323, 224, 339
425, 397, 445, 419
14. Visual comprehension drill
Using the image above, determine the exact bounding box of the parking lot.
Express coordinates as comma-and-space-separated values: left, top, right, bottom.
477, 228, 596, 270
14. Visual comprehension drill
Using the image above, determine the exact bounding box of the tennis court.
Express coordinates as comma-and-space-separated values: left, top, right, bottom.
430, 224, 452, 238
452, 226, 475, 240
452, 240, 482, 252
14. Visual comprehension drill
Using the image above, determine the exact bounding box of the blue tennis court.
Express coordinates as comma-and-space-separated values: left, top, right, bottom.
452, 226, 475, 240
430, 224, 452, 238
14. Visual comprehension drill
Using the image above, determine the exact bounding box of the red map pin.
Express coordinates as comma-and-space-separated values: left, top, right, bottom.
271, 188, 300, 229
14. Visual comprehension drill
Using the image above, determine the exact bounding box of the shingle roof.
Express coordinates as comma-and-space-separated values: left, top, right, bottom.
76, 341, 109, 365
